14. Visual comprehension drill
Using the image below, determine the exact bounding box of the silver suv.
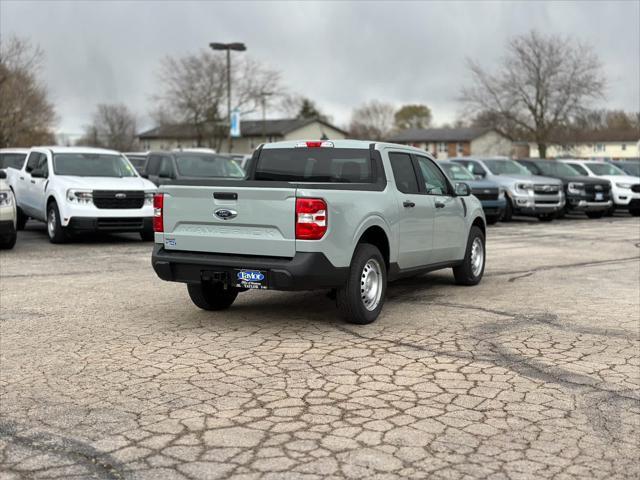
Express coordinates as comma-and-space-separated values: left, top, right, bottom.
451, 157, 565, 221
152, 140, 487, 324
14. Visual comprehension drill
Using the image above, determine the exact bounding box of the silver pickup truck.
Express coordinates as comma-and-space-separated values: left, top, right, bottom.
152, 140, 487, 324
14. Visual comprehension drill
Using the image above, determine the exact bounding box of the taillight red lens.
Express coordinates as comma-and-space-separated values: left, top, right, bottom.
153, 193, 164, 233
296, 198, 327, 240
306, 141, 323, 148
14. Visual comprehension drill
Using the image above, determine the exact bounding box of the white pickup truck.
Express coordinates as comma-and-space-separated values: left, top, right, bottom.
9, 147, 158, 243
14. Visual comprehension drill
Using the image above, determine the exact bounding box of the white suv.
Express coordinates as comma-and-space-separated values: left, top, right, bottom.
0, 170, 17, 249
10, 147, 158, 243
559, 159, 640, 216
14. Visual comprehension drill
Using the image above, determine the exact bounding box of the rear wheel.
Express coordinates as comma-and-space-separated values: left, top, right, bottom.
586, 211, 605, 219
453, 226, 485, 286
47, 201, 69, 244
336, 243, 387, 325
187, 282, 238, 311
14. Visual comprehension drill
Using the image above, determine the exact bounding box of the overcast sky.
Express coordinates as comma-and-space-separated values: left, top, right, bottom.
2, 0, 639, 136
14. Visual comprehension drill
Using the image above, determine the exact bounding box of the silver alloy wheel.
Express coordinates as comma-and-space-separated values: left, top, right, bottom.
470, 237, 484, 277
360, 258, 383, 311
47, 207, 56, 239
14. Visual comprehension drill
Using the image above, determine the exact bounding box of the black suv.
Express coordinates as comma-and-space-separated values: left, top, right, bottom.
517, 159, 612, 218
143, 151, 245, 186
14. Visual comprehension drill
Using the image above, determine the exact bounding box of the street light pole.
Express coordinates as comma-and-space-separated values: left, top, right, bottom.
209, 42, 246, 153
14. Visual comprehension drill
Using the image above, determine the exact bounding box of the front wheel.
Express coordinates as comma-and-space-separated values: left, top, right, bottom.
47, 201, 69, 244
16, 207, 27, 230
336, 243, 387, 325
502, 198, 513, 222
140, 228, 154, 241
453, 226, 485, 286
0, 232, 16, 249
187, 282, 238, 311
586, 211, 605, 219
485, 214, 500, 225
629, 208, 640, 217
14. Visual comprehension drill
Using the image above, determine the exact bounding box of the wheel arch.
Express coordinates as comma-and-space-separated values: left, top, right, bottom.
471, 215, 486, 238
353, 222, 391, 270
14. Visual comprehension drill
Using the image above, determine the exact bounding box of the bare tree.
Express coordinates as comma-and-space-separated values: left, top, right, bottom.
349, 101, 396, 140
0, 36, 56, 147
154, 50, 284, 149
461, 31, 606, 158
78, 104, 138, 151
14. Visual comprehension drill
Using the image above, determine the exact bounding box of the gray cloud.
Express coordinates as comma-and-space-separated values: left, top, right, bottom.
1, 0, 638, 135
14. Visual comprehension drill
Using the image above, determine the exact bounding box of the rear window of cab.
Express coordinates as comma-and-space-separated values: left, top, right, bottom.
254, 148, 373, 183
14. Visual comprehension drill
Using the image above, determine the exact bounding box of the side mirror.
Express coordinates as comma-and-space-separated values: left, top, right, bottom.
0, 170, 6, 179
31, 169, 46, 178
474, 173, 485, 180
140, 172, 149, 179
455, 182, 471, 196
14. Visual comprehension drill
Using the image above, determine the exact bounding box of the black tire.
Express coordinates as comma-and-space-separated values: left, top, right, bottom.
46, 201, 69, 244
630, 208, 640, 217
538, 213, 555, 222
336, 243, 387, 325
485, 214, 500, 225
502, 198, 513, 222
453, 226, 485, 286
187, 282, 238, 311
0, 232, 16, 249
140, 228, 154, 241
16, 206, 27, 230
605, 205, 616, 217
586, 211, 605, 219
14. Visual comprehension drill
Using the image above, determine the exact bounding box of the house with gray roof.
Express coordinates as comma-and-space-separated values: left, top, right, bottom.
387, 127, 512, 159
138, 118, 348, 153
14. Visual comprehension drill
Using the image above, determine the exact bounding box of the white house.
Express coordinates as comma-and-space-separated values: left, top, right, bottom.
526, 131, 640, 159
138, 118, 348, 153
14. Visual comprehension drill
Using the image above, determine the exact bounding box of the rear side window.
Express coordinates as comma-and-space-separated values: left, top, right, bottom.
389, 152, 419, 194
254, 148, 372, 182
0, 153, 27, 169
25, 152, 42, 173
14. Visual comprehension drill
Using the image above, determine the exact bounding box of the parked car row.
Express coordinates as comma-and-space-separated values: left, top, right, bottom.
448, 157, 640, 221
1, 145, 638, 251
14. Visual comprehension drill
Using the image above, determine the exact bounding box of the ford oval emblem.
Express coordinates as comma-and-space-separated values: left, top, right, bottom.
115, 192, 127, 199
214, 208, 237, 220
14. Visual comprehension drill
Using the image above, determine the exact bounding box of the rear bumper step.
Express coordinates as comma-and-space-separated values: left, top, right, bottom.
152, 246, 348, 291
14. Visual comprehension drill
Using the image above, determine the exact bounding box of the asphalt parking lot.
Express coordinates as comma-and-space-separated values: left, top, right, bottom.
1, 216, 639, 480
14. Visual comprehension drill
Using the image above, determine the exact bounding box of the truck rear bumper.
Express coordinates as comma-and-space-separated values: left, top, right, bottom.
152, 245, 348, 291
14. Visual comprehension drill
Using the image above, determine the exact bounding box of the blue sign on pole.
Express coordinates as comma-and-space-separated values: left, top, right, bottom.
230, 110, 241, 138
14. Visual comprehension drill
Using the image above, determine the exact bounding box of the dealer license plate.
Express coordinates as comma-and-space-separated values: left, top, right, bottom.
235, 269, 268, 289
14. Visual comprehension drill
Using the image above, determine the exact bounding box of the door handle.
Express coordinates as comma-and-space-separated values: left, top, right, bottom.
20, 176, 24, 180
30, 180, 36, 184
403, 200, 415, 208
435, 201, 446, 208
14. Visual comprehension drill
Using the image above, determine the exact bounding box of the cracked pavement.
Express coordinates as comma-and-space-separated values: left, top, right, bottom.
1, 216, 639, 479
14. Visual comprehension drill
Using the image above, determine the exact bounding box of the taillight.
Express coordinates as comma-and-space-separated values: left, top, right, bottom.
296, 198, 327, 240
153, 193, 164, 233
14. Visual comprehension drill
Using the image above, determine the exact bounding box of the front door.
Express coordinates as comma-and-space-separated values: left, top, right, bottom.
415, 156, 466, 263
388, 151, 435, 270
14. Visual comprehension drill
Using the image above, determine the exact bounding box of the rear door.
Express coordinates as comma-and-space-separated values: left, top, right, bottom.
161, 183, 297, 258
415, 155, 466, 262
388, 152, 434, 269
18, 152, 44, 216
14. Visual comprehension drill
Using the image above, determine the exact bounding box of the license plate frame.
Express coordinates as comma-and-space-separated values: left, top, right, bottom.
234, 269, 269, 290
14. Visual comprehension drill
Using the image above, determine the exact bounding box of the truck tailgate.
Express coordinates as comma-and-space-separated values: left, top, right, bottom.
161, 184, 297, 257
